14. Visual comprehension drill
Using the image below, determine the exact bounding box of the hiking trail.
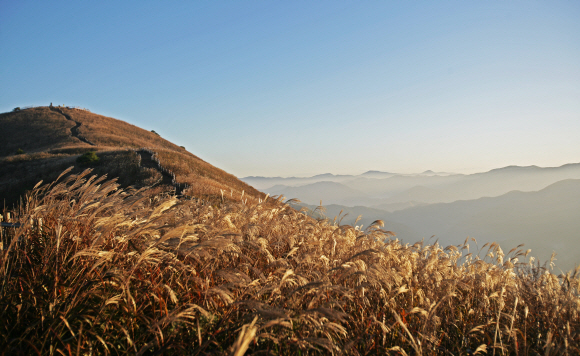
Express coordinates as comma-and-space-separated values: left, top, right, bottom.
136, 148, 188, 195
50, 106, 95, 146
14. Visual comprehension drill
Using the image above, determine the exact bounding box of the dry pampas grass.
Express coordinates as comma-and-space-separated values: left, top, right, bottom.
1, 169, 578, 355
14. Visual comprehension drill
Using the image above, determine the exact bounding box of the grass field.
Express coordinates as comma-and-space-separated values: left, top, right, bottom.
1, 169, 578, 355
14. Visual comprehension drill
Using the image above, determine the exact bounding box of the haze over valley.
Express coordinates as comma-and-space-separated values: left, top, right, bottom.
243, 164, 580, 271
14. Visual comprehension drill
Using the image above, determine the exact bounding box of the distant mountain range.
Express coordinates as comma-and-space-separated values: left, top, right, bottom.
243, 169, 455, 190
243, 163, 580, 208
246, 166, 580, 272
297, 179, 580, 272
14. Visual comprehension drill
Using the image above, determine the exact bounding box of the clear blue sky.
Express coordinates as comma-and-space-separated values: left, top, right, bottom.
2, 1, 579, 177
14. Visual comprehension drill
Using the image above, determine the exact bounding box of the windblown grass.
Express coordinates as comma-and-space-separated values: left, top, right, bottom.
1, 170, 578, 355
148, 149, 263, 203
0, 150, 159, 208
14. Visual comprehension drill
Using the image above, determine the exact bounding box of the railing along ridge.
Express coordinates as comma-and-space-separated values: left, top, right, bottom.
136, 148, 189, 194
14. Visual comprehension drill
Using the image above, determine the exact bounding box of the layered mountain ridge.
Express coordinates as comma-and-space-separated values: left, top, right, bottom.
268, 170, 580, 271
244, 163, 580, 208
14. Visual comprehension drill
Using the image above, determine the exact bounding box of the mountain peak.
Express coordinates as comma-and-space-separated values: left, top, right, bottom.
363, 170, 391, 175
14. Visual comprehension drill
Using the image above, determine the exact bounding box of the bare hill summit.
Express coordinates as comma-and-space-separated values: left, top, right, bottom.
0, 106, 262, 206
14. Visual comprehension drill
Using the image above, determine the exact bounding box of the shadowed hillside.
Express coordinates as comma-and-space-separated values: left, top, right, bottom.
0, 106, 263, 206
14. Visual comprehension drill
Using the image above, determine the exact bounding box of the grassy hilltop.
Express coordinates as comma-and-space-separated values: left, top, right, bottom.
0, 106, 263, 207
0, 107, 579, 354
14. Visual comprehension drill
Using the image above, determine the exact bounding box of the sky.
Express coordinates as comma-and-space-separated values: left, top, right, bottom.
1, 1, 579, 177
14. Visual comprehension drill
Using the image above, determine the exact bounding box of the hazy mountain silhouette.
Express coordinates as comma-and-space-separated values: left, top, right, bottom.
266, 181, 368, 206
306, 179, 580, 271
246, 163, 580, 209
370, 199, 429, 212
242, 173, 359, 190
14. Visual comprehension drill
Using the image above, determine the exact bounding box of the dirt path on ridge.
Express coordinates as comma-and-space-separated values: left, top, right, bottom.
49, 107, 96, 146
46, 106, 186, 195
136, 149, 187, 195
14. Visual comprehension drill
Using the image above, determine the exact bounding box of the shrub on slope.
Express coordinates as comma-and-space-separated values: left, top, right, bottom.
0, 169, 578, 355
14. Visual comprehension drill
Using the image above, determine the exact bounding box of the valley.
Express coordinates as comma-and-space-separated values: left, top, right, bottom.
246, 166, 580, 271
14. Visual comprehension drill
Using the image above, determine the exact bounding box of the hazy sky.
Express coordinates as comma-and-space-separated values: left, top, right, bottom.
1, 1, 579, 177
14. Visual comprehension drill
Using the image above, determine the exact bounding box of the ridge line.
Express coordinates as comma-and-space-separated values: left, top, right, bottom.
49, 106, 96, 146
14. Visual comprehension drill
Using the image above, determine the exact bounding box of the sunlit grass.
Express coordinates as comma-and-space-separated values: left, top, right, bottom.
1, 169, 578, 354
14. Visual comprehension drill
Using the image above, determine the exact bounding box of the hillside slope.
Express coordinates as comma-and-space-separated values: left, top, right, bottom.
1, 109, 578, 354
0, 106, 263, 206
